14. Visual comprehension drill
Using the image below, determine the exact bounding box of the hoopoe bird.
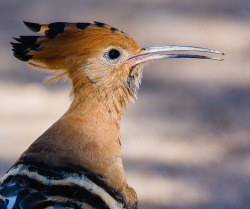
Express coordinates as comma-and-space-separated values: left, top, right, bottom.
0, 21, 223, 209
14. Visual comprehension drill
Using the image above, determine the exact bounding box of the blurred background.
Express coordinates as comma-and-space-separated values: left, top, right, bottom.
0, 0, 250, 208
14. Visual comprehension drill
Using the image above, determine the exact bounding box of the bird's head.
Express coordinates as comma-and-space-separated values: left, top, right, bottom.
12, 21, 223, 114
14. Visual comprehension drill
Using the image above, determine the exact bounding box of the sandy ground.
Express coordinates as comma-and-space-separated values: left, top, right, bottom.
0, 1, 250, 208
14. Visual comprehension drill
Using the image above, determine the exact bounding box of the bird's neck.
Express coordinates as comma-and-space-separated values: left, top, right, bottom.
18, 91, 137, 205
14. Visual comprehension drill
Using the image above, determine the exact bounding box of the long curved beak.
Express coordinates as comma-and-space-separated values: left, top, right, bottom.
126, 45, 224, 66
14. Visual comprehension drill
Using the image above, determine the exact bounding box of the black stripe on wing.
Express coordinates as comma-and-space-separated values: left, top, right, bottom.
15, 158, 127, 204
0, 184, 83, 209
2, 174, 110, 209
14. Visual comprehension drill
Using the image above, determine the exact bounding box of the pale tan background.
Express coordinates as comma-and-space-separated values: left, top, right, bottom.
0, 1, 250, 208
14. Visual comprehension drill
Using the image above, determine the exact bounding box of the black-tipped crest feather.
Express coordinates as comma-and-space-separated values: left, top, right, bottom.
23, 21, 41, 32
11, 35, 41, 62
19, 36, 39, 44
45, 22, 65, 38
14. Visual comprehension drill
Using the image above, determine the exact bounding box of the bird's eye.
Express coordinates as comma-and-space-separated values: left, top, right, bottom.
108, 49, 121, 59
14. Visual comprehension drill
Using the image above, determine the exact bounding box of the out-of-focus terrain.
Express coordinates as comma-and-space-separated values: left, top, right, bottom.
0, 1, 250, 208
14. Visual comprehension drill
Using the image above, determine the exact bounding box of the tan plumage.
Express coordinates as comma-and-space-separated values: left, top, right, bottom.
18, 21, 141, 206
1, 21, 223, 209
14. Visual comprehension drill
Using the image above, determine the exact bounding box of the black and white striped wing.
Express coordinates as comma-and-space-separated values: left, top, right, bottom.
0, 185, 79, 209
0, 162, 128, 209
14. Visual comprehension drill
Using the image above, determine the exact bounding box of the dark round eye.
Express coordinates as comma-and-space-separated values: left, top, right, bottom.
108, 49, 121, 59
